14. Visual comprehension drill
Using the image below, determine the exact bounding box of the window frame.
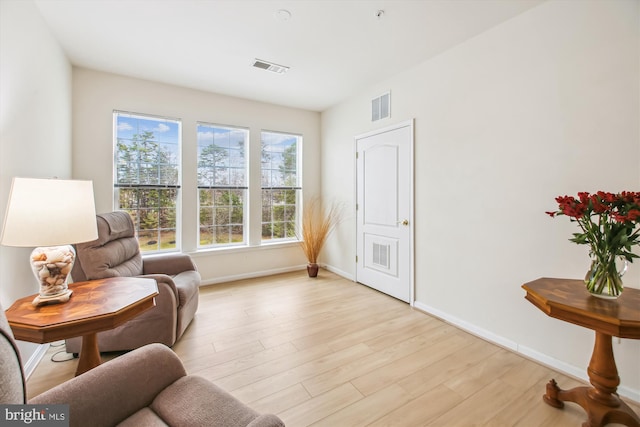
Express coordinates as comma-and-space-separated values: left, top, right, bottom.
260, 130, 302, 242
196, 122, 249, 248
113, 110, 182, 253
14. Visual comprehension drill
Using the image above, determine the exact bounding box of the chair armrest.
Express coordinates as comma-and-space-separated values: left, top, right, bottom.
143, 253, 197, 276
141, 273, 180, 302
29, 344, 186, 427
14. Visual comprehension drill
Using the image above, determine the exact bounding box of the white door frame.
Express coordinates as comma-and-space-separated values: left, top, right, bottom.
354, 119, 415, 306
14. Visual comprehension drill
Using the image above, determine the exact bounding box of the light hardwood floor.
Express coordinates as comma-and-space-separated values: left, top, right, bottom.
27, 270, 639, 426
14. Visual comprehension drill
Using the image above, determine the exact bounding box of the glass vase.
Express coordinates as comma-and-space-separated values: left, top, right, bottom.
584, 256, 627, 299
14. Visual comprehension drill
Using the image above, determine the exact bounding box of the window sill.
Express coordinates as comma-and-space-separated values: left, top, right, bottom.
188, 240, 300, 257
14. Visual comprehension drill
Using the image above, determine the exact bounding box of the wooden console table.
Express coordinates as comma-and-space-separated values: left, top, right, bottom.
5, 277, 158, 376
522, 277, 640, 427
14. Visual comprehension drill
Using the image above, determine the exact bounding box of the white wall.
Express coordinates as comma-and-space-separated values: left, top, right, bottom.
72, 68, 320, 283
0, 0, 73, 370
0, 0, 73, 305
321, 0, 640, 400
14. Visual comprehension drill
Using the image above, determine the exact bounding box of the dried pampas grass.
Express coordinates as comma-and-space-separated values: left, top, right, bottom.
299, 197, 343, 264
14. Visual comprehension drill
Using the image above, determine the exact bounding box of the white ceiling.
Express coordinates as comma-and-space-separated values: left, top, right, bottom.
34, 0, 545, 112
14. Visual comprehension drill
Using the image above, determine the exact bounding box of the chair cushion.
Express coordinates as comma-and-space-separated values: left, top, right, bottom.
150, 376, 260, 427
116, 408, 169, 427
74, 212, 143, 280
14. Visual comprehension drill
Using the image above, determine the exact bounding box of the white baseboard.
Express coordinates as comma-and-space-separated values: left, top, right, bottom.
200, 263, 355, 287
516, 344, 586, 382
413, 301, 518, 351
200, 265, 307, 286
23, 343, 49, 381
413, 301, 640, 403
517, 344, 640, 403
323, 264, 355, 281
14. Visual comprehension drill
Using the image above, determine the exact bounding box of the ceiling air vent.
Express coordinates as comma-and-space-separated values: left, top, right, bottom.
253, 59, 289, 74
371, 91, 390, 122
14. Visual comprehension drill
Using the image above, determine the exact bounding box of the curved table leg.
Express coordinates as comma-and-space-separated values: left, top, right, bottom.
75, 333, 102, 376
543, 331, 640, 427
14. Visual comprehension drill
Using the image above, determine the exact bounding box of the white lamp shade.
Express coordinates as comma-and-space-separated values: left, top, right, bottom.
1, 177, 98, 247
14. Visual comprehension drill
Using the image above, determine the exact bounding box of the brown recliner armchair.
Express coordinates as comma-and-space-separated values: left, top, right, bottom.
0, 304, 285, 427
65, 211, 200, 354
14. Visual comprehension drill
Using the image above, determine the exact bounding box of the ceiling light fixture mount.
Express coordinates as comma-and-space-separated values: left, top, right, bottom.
253, 59, 290, 74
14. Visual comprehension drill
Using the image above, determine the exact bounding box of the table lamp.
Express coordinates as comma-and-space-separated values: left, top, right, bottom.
1, 177, 98, 305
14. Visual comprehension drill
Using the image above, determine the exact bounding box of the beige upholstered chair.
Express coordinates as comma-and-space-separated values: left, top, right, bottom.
65, 211, 200, 354
0, 304, 285, 427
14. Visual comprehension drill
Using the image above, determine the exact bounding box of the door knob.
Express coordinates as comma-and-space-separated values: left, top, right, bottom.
398, 219, 409, 226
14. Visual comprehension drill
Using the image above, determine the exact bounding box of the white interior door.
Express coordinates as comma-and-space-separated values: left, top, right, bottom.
355, 120, 413, 303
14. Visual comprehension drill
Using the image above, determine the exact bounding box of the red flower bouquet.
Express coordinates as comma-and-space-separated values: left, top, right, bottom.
546, 191, 640, 297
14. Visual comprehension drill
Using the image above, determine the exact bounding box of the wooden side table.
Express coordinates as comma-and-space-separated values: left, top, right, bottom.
5, 277, 158, 376
522, 277, 640, 427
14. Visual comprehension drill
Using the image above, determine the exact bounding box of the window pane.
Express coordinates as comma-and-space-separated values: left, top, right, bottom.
160, 229, 176, 249
215, 207, 229, 224
284, 203, 296, 221
273, 205, 285, 222
118, 188, 138, 209
262, 223, 273, 240
158, 189, 177, 208
262, 205, 271, 222
212, 189, 225, 204
197, 123, 247, 248
200, 207, 213, 227
273, 222, 285, 239
114, 112, 180, 253
285, 221, 296, 238
261, 131, 301, 242
200, 226, 213, 246
159, 208, 176, 229
138, 189, 158, 208
231, 225, 243, 242
231, 206, 243, 224
139, 208, 159, 230
215, 226, 229, 244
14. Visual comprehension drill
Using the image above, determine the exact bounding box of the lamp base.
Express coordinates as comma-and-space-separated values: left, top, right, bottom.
32, 289, 73, 306
30, 245, 75, 301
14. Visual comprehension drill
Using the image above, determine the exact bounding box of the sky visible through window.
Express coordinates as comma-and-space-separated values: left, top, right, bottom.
197, 124, 247, 188
116, 115, 180, 143
262, 131, 299, 188
115, 113, 180, 186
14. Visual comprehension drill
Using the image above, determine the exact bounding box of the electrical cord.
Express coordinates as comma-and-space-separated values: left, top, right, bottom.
49, 340, 75, 362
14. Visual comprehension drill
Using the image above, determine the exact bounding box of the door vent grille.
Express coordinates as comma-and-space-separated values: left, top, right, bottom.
372, 242, 390, 269
371, 92, 390, 121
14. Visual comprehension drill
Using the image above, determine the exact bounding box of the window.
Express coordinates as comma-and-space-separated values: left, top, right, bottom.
197, 123, 248, 247
113, 112, 302, 251
261, 131, 301, 241
114, 112, 181, 252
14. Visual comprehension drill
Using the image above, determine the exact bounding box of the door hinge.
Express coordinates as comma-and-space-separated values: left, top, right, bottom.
356, 255, 358, 263
356, 152, 359, 159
